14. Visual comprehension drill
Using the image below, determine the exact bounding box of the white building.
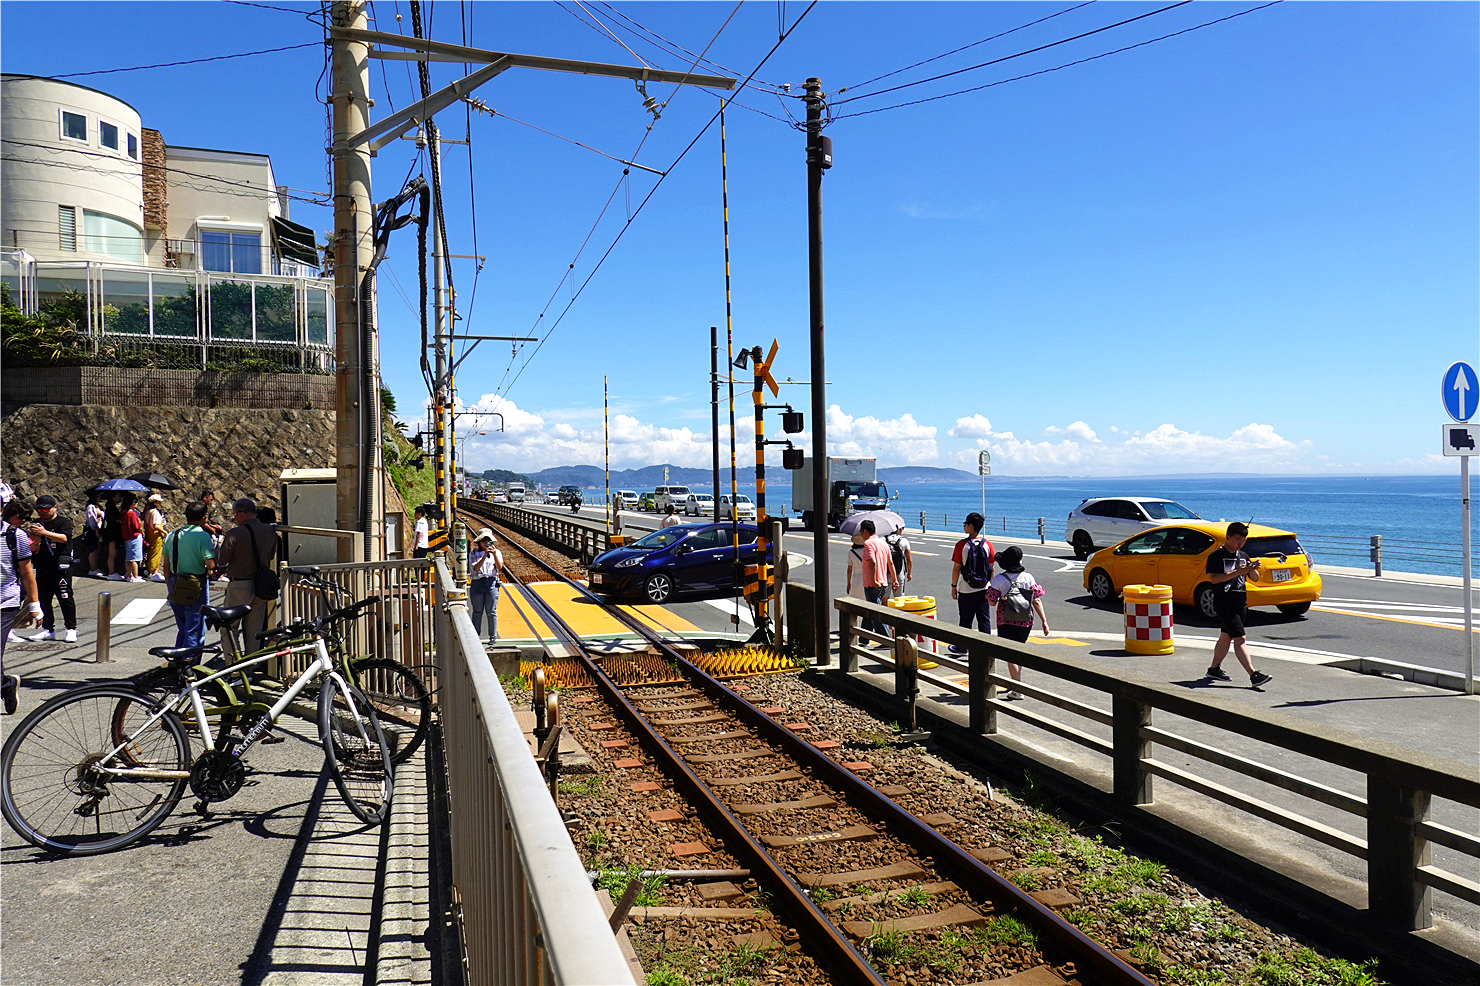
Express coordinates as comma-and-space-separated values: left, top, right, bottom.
2, 74, 330, 364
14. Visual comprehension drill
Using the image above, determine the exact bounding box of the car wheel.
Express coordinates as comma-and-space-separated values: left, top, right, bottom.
1088, 568, 1115, 603
1196, 583, 1219, 620
644, 573, 675, 605
1072, 531, 1094, 561
1277, 602, 1311, 617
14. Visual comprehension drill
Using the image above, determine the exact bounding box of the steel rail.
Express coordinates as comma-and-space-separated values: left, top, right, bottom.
462, 502, 1153, 986
465, 508, 884, 985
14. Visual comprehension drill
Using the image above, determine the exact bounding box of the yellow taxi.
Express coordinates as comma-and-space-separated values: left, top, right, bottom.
1081, 521, 1323, 619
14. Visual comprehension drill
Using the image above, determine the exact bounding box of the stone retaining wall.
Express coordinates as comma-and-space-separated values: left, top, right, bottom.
2, 367, 336, 410
1, 403, 336, 515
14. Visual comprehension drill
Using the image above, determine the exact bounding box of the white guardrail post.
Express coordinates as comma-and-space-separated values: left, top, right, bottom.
436, 557, 635, 985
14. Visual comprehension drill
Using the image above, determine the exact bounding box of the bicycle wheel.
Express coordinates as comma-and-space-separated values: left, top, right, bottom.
349, 658, 430, 766
318, 676, 394, 825
2, 685, 191, 856
120, 666, 240, 753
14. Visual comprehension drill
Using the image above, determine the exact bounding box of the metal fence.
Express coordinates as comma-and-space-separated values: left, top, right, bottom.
917, 511, 1048, 542
818, 590, 1480, 937
434, 557, 637, 985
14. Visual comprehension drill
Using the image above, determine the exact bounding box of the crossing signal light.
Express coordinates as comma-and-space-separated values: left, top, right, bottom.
783, 448, 805, 470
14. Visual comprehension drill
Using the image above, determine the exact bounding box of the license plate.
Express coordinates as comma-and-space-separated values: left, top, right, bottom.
590, 573, 604, 585
1272, 569, 1292, 582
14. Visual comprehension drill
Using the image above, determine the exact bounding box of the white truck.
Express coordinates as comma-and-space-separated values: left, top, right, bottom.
791, 457, 891, 530
507, 483, 526, 503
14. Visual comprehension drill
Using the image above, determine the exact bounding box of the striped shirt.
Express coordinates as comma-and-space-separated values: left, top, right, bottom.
2, 522, 33, 610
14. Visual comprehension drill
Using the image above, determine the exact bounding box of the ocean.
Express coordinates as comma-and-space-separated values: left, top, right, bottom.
583, 474, 1473, 578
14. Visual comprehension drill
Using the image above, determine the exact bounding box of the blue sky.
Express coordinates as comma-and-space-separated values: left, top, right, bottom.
5, 1, 1476, 475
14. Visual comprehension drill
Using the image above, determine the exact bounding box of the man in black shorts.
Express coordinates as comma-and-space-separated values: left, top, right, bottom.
1204, 522, 1273, 688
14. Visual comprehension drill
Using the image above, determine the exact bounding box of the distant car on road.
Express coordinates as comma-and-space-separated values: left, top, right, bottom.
1064, 497, 1201, 560
492, 490, 507, 503
717, 493, 756, 521
615, 490, 639, 509
684, 493, 715, 517
637, 491, 657, 512
653, 485, 691, 512
545, 490, 562, 505
588, 522, 769, 604
1082, 521, 1321, 618
558, 485, 582, 505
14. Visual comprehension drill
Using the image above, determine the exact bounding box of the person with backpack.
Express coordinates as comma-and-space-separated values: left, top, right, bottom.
884, 528, 913, 590
23, 495, 77, 643
985, 545, 1051, 700
949, 512, 995, 655
216, 498, 279, 653
161, 501, 216, 649
857, 519, 899, 636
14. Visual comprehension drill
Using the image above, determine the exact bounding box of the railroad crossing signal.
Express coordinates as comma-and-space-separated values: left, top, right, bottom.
757, 339, 780, 397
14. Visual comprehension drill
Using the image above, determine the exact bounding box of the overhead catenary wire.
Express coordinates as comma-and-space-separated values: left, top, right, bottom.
832, 0, 1194, 108
46, 41, 323, 79
829, 1, 1283, 122
589, 0, 791, 95
495, 2, 817, 403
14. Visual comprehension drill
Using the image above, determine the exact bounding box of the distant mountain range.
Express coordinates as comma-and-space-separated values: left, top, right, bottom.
515, 463, 1040, 488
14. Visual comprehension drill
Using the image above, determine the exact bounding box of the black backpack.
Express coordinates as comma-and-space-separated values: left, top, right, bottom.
885, 532, 907, 577
960, 537, 994, 589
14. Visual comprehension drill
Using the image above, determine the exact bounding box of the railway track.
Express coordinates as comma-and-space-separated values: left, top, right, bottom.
459, 502, 1153, 986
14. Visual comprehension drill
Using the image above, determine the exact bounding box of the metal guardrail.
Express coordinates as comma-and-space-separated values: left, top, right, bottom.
467, 502, 612, 565
916, 511, 1048, 542
805, 589, 1480, 936
434, 557, 636, 985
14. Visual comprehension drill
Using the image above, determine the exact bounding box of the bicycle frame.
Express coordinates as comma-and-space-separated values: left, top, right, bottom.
99, 637, 370, 781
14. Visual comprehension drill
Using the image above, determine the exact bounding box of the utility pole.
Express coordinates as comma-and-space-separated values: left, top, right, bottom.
804, 78, 831, 666
432, 154, 451, 533
331, 1, 377, 561
711, 326, 721, 507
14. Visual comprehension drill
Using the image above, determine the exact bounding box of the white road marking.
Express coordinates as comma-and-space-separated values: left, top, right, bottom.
112, 597, 167, 625
704, 598, 754, 626
1027, 553, 1081, 573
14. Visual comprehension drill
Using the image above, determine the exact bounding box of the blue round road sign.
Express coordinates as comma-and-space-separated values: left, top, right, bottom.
1443, 362, 1479, 422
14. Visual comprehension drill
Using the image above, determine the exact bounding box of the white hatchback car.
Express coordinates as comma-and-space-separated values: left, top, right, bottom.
1063, 497, 1201, 560
717, 493, 756, 521
683, 493, 715, 517
615, 490, 639, 508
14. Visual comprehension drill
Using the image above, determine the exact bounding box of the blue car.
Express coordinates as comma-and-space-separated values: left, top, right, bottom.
588, 523, 769, 604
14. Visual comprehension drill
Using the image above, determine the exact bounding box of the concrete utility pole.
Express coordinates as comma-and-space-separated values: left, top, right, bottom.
804, 78, 831, 665
331, 1, 378, 561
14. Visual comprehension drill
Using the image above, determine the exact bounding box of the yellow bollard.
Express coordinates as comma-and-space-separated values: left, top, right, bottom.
887, 595, 939, 668
1122, 584, 1175, 655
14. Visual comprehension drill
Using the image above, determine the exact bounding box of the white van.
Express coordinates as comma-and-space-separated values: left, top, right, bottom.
507, 483, 526, 503
653, 485, 691, 512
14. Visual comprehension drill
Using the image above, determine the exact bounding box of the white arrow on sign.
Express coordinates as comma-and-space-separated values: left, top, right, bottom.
1456, 371, 1470, 414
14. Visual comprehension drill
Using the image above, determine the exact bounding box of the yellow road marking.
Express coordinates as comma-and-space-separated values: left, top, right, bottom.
1312, 606, 1480, 633
528, 582, 703, 636
1028, 637, 1090, 646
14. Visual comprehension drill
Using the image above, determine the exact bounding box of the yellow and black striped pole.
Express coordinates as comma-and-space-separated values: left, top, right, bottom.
752, 351, 768, 625
721, 103, 742, 599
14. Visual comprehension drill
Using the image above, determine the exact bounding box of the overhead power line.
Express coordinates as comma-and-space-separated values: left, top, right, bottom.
829, 1, 1283, 122
496, 2, 817, 403
47, 41, 322, 79
832, 0, 1193, 107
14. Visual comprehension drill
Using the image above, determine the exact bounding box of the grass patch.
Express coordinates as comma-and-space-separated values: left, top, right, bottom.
1061, 834, 1127, 870
1165, 968, 1229, 985
594, 865, 666, 907
1082, 872, 1128, 896
1061, 908, 1094, 930
497, 670, 530, 691
744, 885, 772, 912
1006, 812, 1072, 846
1117, 858, 1167, 886
647, 967, 692, 986
894, 885, 932, 907
560, 774, 605, 797
972, 915, 1039, 948
808, 886, 833, 904
860, 729, 894, 748
584, 830, 608, 851
1252, 948, 1384, 986
1129, 942, 1165, 973
1024, 849, 1059, 868
1217, 921, 1245, 941
1111, 892, 1167, 917
1010, 870, 1043, 891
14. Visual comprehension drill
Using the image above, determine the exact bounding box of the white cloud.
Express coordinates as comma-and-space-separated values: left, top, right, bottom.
948, 414, 993, 439
825, 405, 938, 464
455, 397, 718, 473
950, 421, 1312, 474
1044, 421, 1100, 443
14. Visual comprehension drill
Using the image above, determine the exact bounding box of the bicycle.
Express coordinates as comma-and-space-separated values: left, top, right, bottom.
124, 569, 433, 767
0, 595, 394, 856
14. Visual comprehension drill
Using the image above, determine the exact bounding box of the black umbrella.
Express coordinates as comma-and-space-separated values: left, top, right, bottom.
128, 472, 178, 491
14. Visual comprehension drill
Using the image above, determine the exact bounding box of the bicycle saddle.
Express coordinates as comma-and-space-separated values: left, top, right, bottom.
148, 644, 217, 665
202, 604, 253, 627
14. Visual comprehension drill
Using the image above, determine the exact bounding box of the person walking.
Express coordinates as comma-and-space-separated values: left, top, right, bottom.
858, 519, 900, 637
468, 529, 503, 644
412, 505, 431, 558
948, 512, 995, 655
144, 493, 168, 582
83, 490, 105, 577
161, 501, 216, 650
1204, 521, 1273, 688
660, 504, 682, 529
119, 492, 144, 582
24, 495, 78, 643
884, 526, 913, 593
844, 533, 868, 604
216, 498, 279, 653
103, 491, 124, 580
985, 545, 1051, 700
2, 499, 41, 714
199, 490, 225, 578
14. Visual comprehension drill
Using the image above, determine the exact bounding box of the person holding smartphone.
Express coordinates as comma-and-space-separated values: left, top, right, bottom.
1204, 522, 1273, 688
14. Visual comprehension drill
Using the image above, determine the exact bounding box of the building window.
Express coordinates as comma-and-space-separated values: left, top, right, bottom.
59, 206, 77, 251
99, 121, 119, 151
200, 230, 262, 275
82, 210, 143, 263
127, 133, 138, 160
61, 111, 87, 143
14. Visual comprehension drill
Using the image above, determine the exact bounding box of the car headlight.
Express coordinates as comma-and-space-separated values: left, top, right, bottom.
615, 557, 643, 568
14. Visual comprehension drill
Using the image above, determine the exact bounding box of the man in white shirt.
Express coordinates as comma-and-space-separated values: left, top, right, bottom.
660, 505, 682, 529
413, 505, 431, 558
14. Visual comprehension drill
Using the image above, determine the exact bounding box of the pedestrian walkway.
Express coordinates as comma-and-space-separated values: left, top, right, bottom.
0, 577, 434, 986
